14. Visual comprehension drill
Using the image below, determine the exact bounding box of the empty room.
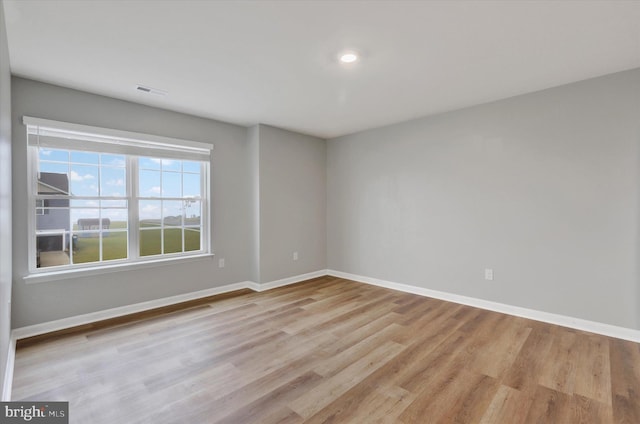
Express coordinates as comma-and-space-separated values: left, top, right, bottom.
1, 0, 639, 423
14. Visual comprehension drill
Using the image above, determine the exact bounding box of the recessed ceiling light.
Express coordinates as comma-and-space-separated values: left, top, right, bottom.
339, 52, 359, 64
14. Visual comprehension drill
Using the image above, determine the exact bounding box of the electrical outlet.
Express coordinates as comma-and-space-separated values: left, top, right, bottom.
293, 251, 299, 261
218, 258, 225, 268
484, 268, 493, 281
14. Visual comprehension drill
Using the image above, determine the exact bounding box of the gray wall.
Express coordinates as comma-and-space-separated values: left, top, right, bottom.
0, 0, 13, 394
248, 125, 261, 283
11, 77, 253, 328
327, 68, 640, 329
255, 124, 326, 283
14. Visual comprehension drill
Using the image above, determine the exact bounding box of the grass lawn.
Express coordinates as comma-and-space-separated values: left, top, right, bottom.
72, 221, 200, 264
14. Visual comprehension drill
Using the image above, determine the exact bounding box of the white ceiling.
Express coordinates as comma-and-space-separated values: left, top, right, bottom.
3, 0, 640, 139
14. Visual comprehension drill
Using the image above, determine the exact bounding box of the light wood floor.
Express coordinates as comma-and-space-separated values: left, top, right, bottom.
12, 276, 640, 423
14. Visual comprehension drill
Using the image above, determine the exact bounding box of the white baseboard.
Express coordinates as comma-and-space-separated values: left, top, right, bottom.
327, 269, 640, 343
252, 269, 328, 292
2, 333, 16, 401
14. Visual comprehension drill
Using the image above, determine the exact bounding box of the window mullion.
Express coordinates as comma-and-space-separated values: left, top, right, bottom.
129, 156, 139, 261
66, 158, 74, 266
181, 165, 185, 253
98, 156, 103, 262
28, 147, 37, 272
160, 165, 164, 255
202, 161, 209, 253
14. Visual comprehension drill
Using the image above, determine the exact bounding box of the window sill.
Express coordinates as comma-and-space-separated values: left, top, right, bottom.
23, 253, 215, 284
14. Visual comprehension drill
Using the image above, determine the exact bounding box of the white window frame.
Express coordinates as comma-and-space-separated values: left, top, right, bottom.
25, 116, 213, 278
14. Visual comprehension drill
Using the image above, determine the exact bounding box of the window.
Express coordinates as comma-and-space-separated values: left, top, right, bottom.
35, 199, 47, 215
26, 117, 212, 272
138, 157, 203, 256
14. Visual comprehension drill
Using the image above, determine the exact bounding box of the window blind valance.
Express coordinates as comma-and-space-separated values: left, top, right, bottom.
24, 116, 213, 161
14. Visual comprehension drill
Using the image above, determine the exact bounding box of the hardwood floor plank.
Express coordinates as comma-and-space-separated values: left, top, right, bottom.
571, 394, 613, 424
574, 333, 612, 405
313, 323, 405, 377
213, 371, 322, 424
305, 383, 415, 424
537, 330, 578, 394
397, 309, 499, 393
443, 372, 500, 423
472, 321, 532, 380
399, 369, 498, 423
502, 324, 555, 391
523, 385, 573, 424
609, 338, 640, 423
288, 340, 406, 419
282, 294, 375, 334
329, 304, 402, 339
479, 384, 534, 424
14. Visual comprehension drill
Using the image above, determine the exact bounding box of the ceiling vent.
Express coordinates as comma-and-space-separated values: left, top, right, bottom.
135, 84, 167, 96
